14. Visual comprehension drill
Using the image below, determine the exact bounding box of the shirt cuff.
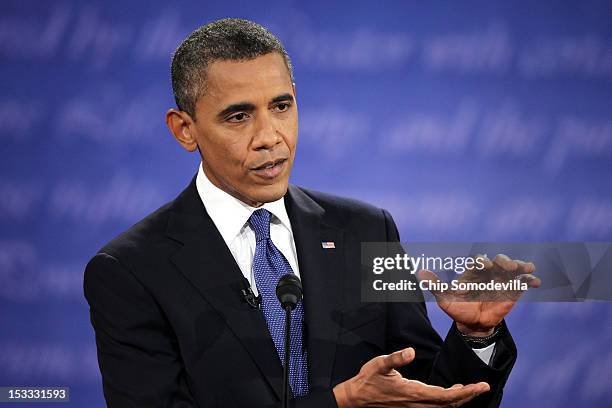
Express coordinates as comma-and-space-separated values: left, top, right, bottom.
471, 342, 496, 365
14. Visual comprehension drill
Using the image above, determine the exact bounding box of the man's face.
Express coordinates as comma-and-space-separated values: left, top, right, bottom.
189, 53, 297, 207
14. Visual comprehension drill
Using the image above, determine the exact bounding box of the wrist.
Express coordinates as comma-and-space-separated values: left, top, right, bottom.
332, 381, 351, 408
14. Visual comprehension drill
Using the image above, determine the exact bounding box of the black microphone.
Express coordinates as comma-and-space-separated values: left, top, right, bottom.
276, 273, 303, 310
240, 278, 261, 309
276, 274, 303, 408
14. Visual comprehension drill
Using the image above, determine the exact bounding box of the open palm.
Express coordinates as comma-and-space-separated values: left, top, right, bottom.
418, 254, 541, 335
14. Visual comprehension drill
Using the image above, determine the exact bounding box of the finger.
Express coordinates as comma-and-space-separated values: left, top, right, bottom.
451, 384, 464, 389
417, 269, 445, 296
450, 381, 489, 395
492, 254, 518, 273
445, 382, 490, 404
417, 269, 453, 306
458, 254, 492, 283
417, 269, 441, 287
516, 273, 542, 288
453, 382, 491, 406
515, 259, 536, 275
377, 347, 415, 373
416, 381, 490, 404
480, 254, 494, 270
474, 254, 494, 270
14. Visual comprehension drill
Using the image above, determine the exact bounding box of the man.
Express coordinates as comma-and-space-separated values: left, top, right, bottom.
84, 18, 538, 407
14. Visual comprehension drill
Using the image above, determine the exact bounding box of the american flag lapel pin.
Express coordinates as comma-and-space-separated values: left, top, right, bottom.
321, 241, 336, 249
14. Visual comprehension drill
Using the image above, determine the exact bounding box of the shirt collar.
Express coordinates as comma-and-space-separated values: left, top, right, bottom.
195, 163, 293, 244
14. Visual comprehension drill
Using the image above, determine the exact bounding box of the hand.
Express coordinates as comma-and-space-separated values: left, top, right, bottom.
332, 347, 490, 407
418, 254, 541, 336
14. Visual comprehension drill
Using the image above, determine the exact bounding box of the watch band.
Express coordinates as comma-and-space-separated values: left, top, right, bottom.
459, 323, 502, 348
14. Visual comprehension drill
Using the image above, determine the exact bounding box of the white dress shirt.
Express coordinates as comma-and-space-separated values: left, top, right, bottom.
194, 163, 494, 364
195, 163, 300, 296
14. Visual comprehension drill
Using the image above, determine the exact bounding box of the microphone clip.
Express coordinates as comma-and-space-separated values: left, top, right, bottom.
241, 285, 261, 309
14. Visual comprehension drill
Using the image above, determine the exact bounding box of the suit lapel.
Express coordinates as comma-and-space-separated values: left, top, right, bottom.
165, 179, 345, 397
166, 179, 284, 399
285, 185, 344, 391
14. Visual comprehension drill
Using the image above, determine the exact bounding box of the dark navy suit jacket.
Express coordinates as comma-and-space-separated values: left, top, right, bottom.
84, 177, 517, 407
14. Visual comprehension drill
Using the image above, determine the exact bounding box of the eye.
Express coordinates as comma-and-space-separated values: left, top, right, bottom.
273, 102, 291, 113
227, 112, 249, 123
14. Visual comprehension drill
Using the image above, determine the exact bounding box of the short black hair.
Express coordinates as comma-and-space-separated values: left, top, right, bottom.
170, 18, 294, 118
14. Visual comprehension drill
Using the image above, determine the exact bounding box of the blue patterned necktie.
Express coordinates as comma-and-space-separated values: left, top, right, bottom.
248, 209, 309, 397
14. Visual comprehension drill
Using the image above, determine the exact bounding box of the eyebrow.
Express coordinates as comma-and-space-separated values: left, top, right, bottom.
216, 93, 295, 120
271, 93, 294, 104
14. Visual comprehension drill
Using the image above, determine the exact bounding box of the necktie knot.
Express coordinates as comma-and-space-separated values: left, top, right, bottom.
249, 208, 271, 242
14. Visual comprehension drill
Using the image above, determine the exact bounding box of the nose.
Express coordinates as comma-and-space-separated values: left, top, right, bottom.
251, 111, 281, 150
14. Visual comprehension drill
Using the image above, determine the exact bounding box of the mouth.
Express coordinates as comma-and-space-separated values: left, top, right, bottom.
250, 158, 288, 180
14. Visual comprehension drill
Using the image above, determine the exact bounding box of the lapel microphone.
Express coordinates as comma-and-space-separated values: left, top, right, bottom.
241, 278, 261, 309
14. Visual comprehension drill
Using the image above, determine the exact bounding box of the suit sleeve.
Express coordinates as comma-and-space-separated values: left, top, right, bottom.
381, 209, 517, 408
84, 252, 197, 408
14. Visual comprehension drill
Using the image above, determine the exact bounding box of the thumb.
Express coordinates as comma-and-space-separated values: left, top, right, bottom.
377, 347, 415, 373
417, 269, 442, 289
418, 269, 450, 304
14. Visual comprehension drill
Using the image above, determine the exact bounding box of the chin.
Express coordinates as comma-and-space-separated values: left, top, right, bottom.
252, 182, 288, 204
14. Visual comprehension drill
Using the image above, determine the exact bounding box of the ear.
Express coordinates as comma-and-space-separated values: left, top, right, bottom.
166, 108, 198, 152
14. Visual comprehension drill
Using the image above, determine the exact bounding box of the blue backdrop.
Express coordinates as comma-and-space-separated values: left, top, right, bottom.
1, 1, 612, 406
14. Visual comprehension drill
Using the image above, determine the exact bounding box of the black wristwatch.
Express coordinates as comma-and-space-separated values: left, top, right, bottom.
459, 323, 502, 348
